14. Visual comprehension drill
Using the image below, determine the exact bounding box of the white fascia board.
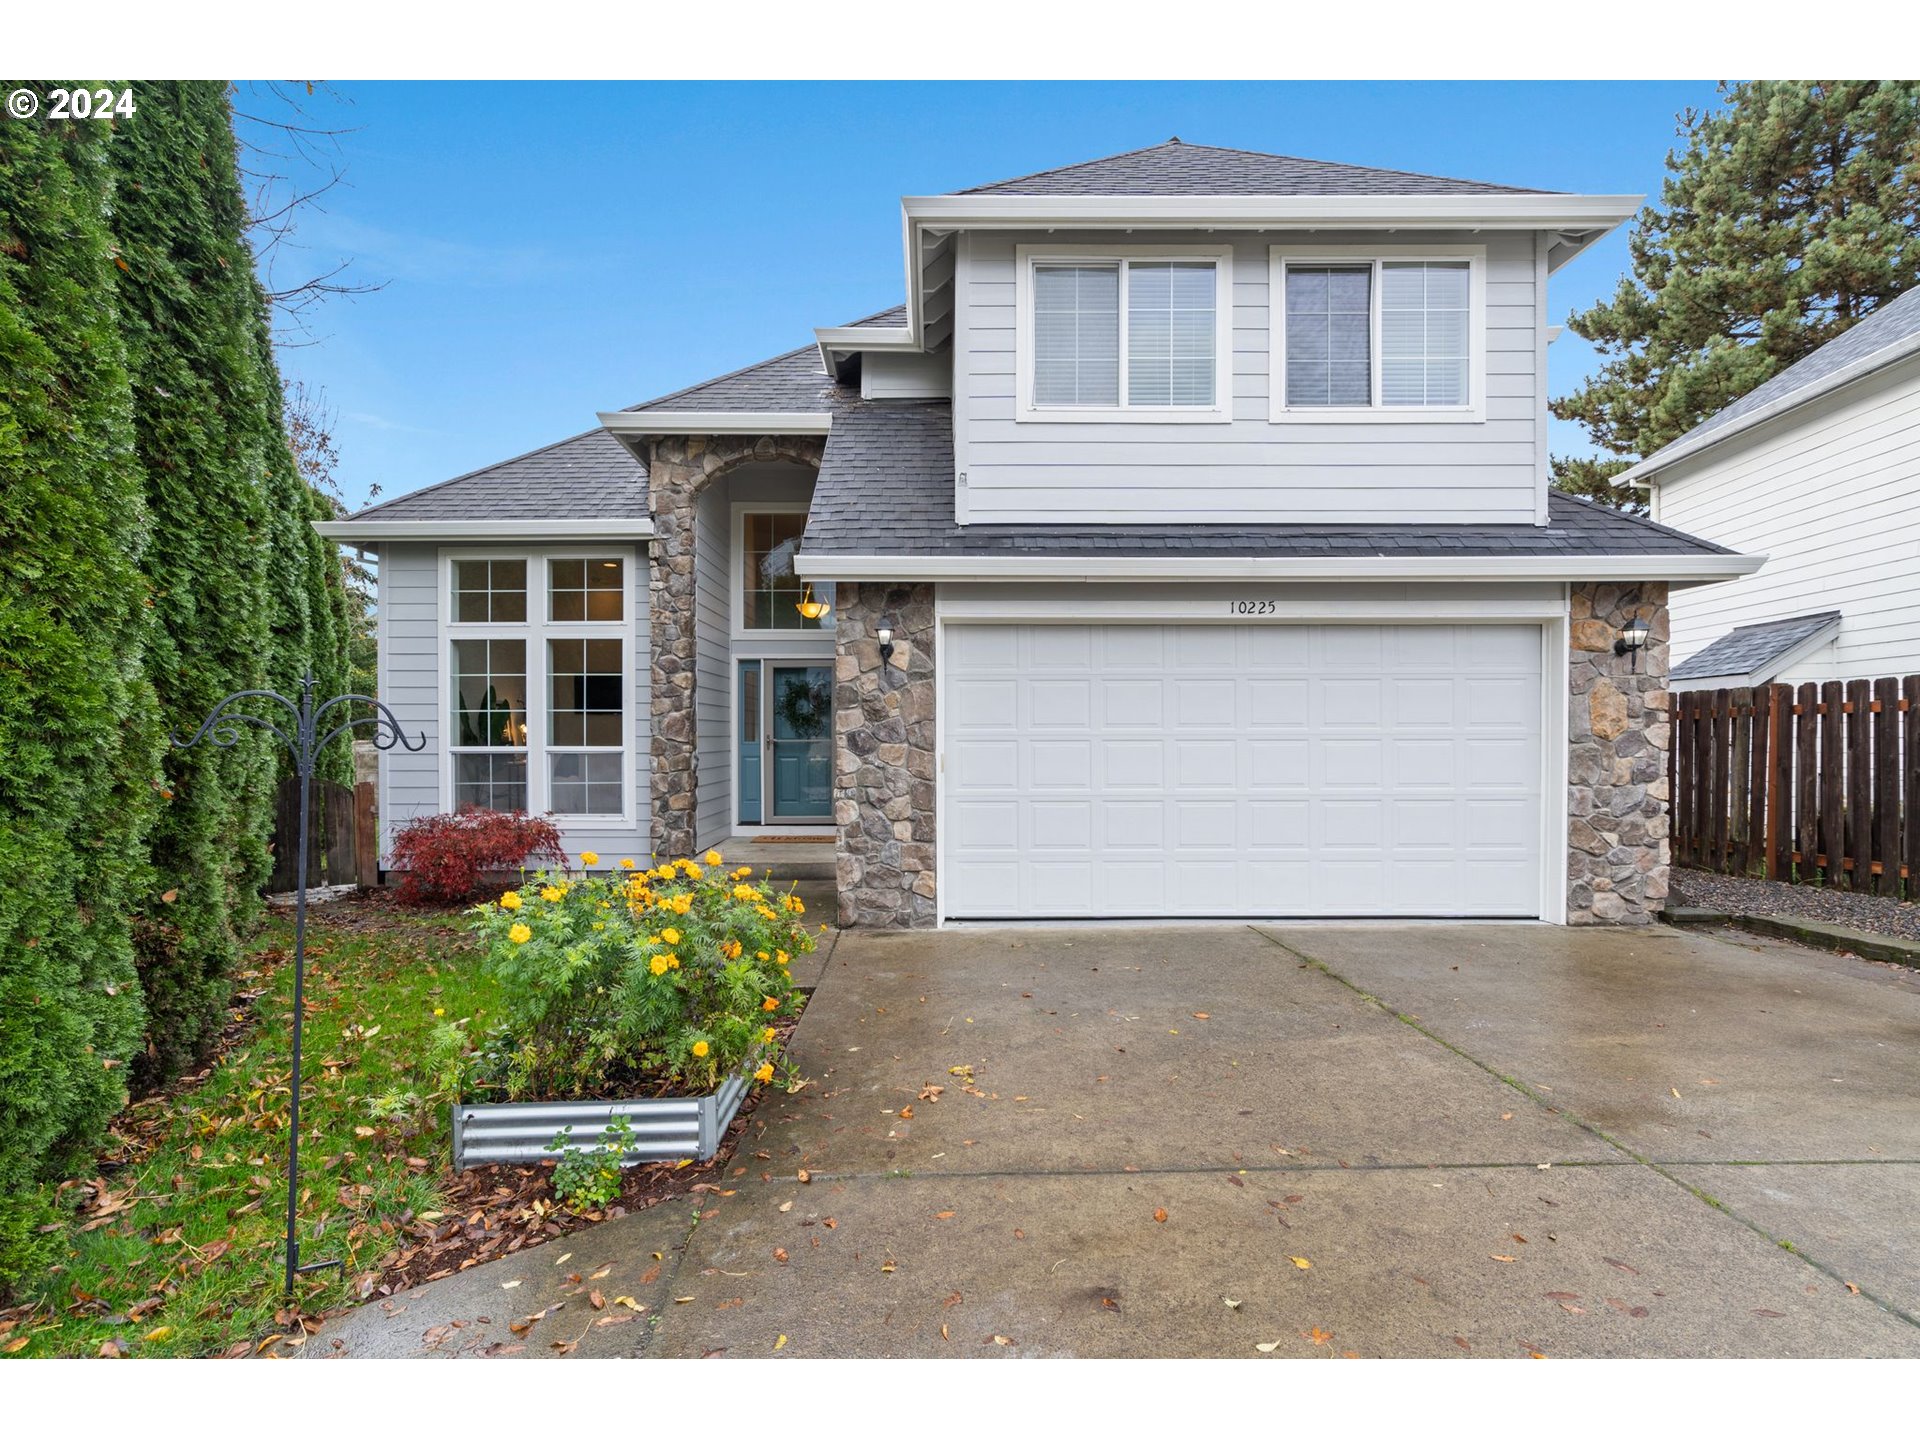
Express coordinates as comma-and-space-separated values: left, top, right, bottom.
795, 553, 1764, 584
597, 410, 833, 436
314, 518, 654, 542
814, 324, 920, 374
1615, 338, 1920, 489
902, 193, 1643, 233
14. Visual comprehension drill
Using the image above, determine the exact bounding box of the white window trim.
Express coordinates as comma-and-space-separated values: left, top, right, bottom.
438, 546, 638, 826
731, 501, 836, 640
1014, 242, 1234, 424
1268, 243, 1487, 425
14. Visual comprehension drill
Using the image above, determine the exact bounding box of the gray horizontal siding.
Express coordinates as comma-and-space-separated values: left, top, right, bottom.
956, 228, 1543, 526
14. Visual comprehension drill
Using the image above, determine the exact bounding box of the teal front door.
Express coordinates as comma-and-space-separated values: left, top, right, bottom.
767, 664, 832, 822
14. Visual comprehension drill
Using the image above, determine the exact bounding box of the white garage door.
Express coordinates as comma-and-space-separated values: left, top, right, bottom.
943, 623, 1544, 919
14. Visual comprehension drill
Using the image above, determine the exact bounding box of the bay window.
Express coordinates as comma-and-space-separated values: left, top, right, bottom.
444, 550, 631, 820
1271, 246, 1484, 421
1018, 245, 1232, 420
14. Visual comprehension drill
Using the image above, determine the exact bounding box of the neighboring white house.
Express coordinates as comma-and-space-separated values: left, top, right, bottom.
1619, 285, 1920, 692
320, 140, 1760, 928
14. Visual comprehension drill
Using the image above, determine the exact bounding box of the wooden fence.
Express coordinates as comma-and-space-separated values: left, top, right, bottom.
265, 776, 380, 892
1672, 676, 1920, 898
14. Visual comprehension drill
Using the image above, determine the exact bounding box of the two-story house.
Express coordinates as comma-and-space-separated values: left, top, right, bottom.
320, 140, 1760, 927
1617, 285, 1920, 693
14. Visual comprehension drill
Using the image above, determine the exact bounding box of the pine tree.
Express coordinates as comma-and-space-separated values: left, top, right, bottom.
1554, 81, 1920, 503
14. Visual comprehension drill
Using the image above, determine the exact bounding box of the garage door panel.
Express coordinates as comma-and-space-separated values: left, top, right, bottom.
943, 622, 1543, 919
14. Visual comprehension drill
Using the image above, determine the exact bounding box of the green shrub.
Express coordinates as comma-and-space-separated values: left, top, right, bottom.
0, 94, 159, 1290
461, 850, 815, 1100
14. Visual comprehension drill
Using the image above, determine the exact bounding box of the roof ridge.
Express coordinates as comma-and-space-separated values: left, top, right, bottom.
959, 137, 1547, 196
346, 427, 626, 520
623, 340, 825, 412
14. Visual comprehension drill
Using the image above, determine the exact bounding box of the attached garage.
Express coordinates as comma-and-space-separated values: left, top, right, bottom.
942, 621, 1548, 920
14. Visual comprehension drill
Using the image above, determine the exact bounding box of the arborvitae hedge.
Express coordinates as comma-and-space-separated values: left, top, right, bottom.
0, 97, 161, 1288
110, 81, 285, 1085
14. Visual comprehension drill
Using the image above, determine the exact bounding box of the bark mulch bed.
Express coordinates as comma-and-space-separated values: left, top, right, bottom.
1671, 868, 1920, 943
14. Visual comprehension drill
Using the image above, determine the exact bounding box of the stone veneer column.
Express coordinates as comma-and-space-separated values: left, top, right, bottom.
832, 582, 937, 927
1567, 582, 1671, 924
644, 433, 825, 860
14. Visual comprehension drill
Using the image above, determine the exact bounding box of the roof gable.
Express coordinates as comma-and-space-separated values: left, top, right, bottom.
958, 139, 1549, 198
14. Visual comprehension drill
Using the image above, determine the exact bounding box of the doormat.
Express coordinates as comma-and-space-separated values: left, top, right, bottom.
749, 835, 835, 844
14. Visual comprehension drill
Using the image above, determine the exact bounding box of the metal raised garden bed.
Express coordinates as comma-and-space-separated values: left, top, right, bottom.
451, 1072, 751, 1171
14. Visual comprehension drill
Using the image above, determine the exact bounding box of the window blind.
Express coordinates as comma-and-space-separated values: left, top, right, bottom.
1284, 265, 1372, 407
1033, 264, 1120, 406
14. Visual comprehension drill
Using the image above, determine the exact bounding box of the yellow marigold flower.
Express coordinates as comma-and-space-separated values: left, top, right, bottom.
776, 950, 789, 966
499, 890, 523, 911
672, 896, 692, 916
508, 923, 532, 944
540, 886, 564, 903
733, 867, 752, 880
683, 862, 704, 880
579, 850, 599, 866
733, 884, 760, 901
620, 858, 637, 870
762, 1026, 777, 1044
720, 939, 742, 960
762, 996, 780, 1012
754, 1062, 775, 1084
691, 1040, 710, 1058
649, 955, 670, 976
592, 922, 605, 931
666, 954, 680, 970
705, 849, 724, 866
662, 927, 681, 945
791, 898, 806, 914
433, 1007, 445, 1017
756, 905, 777, 921
756, 951, 769, 961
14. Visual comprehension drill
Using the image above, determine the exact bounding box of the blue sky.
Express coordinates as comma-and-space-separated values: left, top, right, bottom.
245, 81, 1724, 511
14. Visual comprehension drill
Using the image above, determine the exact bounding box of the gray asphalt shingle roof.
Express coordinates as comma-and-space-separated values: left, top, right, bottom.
802, 402, 1731, 559
1670, 611, 1842, 682
623, 306, 904, 414
1646, 287, 1920, 471
958, 139, 1549, 198
338, 427, 647, 523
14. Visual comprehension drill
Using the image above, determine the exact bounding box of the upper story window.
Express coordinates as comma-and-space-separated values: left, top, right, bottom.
1017, 245, 1232, 423
1270, 245, 1485, 423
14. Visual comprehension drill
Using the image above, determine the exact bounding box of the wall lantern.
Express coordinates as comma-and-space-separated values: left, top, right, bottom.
876, 626, 896, 667
796, 583, 832, 622
1615, 616, 1651, 671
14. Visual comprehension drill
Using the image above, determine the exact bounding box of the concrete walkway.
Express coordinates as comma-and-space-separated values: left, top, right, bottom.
314, 921, 1920, 1358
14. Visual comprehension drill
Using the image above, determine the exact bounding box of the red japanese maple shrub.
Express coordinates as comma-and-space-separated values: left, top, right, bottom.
389, 809, 567, 905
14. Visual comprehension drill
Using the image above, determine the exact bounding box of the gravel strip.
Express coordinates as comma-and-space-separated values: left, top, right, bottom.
1671, 868, 1920, 942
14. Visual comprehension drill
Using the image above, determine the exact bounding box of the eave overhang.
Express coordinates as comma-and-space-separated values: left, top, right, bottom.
794, 552, 1762, 587
314, 518, 654, 543
597, 410, 834, 437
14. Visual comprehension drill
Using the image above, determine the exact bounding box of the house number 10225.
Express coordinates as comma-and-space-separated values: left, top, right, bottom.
1229, 599, 1278, 616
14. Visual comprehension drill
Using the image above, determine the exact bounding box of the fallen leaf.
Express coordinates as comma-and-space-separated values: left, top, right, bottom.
1604, 1257, 1639, 1275
944, 1291, 963, 1307
778, 1200, 794, 1213
899, 1105, 914, 1120
1192, 1012, 1211, 1020
1223, 1297, 1241, 1310
934, 1210, 955, 1221
1490, 1254, 1516, 1263
143, 1326, 172, 1342
1153, 1207, 1168, 1224
98, 1339, 128, 1358
589, 1291, 605, 1311
1453, 1335, 1471, 1351
941, 1324, 950, 1341
797, 1169, 811, 1184
1543, 1291, 1581, 1301
880, 1260, 897, 1274
1288, 1256, 1312, 1270
774, 1334, 788, 1351
612, 1296, 643, 1311
774, 1248, 789, 1264
988, 1334, 1013, 1346
1255, 1340, 1282, 1354
1845, 1283, 1860, 1295
1752, 1308, 1785, 1318
1303, 1326, 1332, 1345
1671, 1087, 1682, 1099
3, 1337, 30, 1354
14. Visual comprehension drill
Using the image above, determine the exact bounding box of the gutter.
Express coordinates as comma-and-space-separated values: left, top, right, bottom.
598, 410, 833, 437
794, 552, 1764, 585
314, 518, 654, 542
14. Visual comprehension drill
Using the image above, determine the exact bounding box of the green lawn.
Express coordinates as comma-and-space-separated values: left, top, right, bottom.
3, 899, 493, 1358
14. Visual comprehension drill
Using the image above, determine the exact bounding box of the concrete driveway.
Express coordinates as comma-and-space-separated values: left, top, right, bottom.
318, 919, 1920, 1358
